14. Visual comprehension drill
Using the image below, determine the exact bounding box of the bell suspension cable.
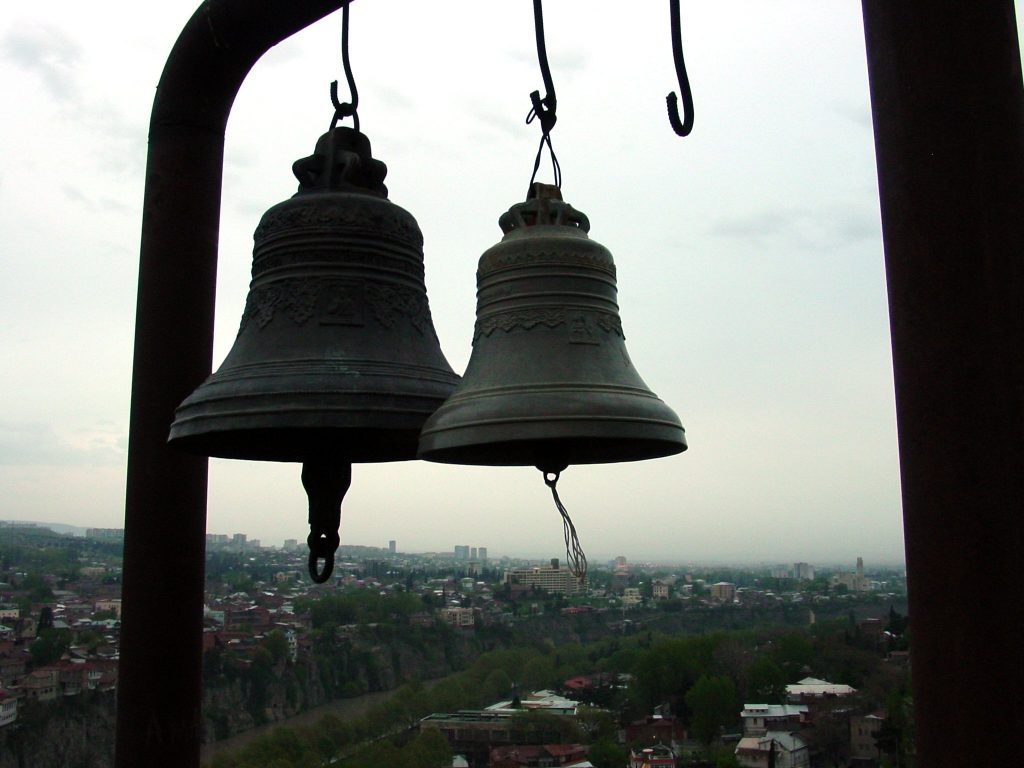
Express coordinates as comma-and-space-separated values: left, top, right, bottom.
542, 469, 588, 582
525, 0, 562, 195
329, 0, 360, 133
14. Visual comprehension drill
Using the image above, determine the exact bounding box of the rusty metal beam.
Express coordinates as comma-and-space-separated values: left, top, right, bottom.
118, 2, 346, 766
861, 2, 1024, 764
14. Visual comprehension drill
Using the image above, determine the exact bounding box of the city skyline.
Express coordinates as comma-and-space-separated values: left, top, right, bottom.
2, 518, 904, 570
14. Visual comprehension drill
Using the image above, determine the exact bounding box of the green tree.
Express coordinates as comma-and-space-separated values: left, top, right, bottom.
29, 628, 69, 666
685, 674, 737, 745
263, 630, 290, 665
576, 706, 617, 742
772, 632, 814, 679
588, 737, 628, 768
22, 572, 54, 602
481, 668, 514, 702
520, 654, 557, 690
712, 745, 742, 768
745, 657, 787, 703
508, 709, 582, 743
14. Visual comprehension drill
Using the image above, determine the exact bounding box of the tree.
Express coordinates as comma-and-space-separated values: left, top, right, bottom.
520, 654, 557, 690
263, 630, 290, 665
508, 709, 582, 743
772, 632, 814, 679
29, 628, 69, 666
745, 657, 787, 704
806, 699, 851, 767
685, 674, 737, 746
712, 746, 742, 768
588, 737, 628, 768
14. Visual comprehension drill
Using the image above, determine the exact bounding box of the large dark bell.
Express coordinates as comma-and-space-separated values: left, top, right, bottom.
418, 185, 686, 471
168, 128, 459, 463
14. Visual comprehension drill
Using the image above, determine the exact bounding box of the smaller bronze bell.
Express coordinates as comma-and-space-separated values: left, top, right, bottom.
418, 184, 686, 472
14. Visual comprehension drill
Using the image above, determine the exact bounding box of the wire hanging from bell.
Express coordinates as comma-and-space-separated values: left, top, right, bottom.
542, 469, 588, 581
329, 0, 360, 133
525, 0, 562, 196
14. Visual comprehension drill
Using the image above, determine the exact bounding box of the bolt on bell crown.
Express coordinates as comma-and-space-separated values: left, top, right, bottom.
417, 184, 686, 471
168, 127, 459, 463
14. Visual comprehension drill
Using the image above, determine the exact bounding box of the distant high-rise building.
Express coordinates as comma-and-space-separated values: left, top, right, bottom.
454, 545, 470, 560
503, 559, 584, 595
389, 540, 396, 554
478, 547, 488, 562
232, 533, 246, 548
710, 582, 736, 602
831, 557, 870, 592
283, 539, 298, 550
612, 555, 630, 592
470, 547, 478, 560
793, 562, 815, 581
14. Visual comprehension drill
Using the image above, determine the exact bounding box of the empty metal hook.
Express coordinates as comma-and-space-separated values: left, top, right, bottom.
667, 0, 694, 137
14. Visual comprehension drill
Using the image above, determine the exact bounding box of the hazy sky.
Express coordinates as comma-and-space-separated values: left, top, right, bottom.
5, 2, 1007, 566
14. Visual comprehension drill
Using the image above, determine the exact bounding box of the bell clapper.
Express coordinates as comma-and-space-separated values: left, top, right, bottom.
302, 460, 352, 583
539, 464, 588, 582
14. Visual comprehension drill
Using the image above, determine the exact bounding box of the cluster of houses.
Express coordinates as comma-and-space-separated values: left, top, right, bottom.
733, 678, 879, 768
421, 688, 598, 768
0, 590, 122, 729
421, 675, 890, 768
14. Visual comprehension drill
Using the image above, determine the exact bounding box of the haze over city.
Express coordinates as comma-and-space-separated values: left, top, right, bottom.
5, 1, 994, 564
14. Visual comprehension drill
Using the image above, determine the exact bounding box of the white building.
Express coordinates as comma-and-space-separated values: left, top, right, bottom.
0, 692, 16, 728
486, 690, 579, 716
441, 607, 475, 628
740, 704, 808, 736
785, 677, 856, 702
622, 587, 643, 607
735, 732, 810, 768
503, 559, 584, 595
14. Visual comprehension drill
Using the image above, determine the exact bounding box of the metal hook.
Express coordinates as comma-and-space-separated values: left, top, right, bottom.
526, 0, 562, 194
330, 0, 360, 133
666, 0, 694, 137
526, 0, 557, 134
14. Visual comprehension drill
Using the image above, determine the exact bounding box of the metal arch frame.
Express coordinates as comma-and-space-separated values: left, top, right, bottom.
120, 2, 1024, 766
118, 3, 346, 766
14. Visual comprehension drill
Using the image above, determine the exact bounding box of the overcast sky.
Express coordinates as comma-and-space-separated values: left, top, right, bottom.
5, 2, 1012, 566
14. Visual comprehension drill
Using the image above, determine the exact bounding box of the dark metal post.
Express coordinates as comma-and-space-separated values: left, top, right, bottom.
118, 3, 346, 766
861, 3, 1024, 765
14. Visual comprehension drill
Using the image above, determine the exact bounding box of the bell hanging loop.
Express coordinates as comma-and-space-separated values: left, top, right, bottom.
329, 0, 360, 133
303, 460, 350, 583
